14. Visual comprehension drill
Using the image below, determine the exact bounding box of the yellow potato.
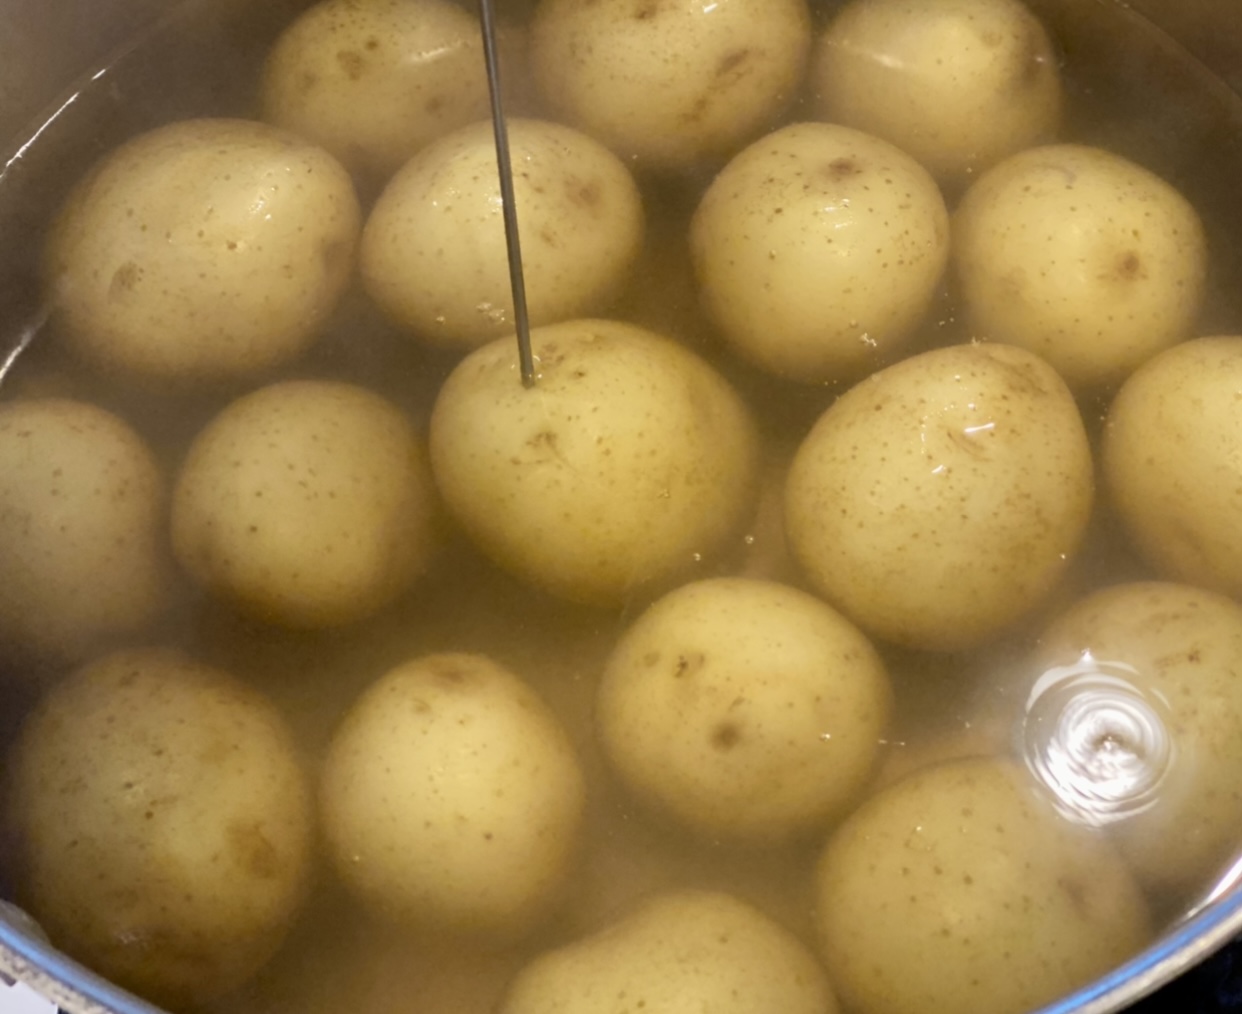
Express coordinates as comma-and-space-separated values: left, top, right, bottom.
260, 0, 490, 179
597, 577, 892, 842
813, 0, 1061, 183
428, 319, 760, 606
953, 143, 1207, 388
319, 653, 585, 935
0, 398, 168, 663
361, 118, 644, 350
1033, 581, 1242, 895
785, 342, 1093, 652
44, 118, 360, 381
529, 0, 812, 171
690, 122, 949, 383
1103, 336, 1242, 596
499, 890, 837, 1014
5, 647, 313, 1007
816, 758, 1152, 1014
171, 380, 437, 628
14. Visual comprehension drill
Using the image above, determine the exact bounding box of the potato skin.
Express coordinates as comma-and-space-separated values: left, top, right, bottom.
260, 0, 489, 178
690, 122, 949, 383
5, 648, 313, 1007
1034, 582, 1242, 895
171, 380, 437, 628
529, 0, 812, 171
499, 889, 837, 1014
319, 653, 585, 934
815, 758, 1152, 1014
429, 319, 760, 606
785, 342, 1093, 651
1103, 336, 1242, 596
0, 399, 169, 663
361, 118, 644, 350
44, 118, 360, 381
813, 0, 1061, 183
953, 143, 1207, 389
597, 577, 892, 842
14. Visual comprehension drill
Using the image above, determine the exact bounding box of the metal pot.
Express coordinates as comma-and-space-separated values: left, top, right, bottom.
0, 1, 1241, 1012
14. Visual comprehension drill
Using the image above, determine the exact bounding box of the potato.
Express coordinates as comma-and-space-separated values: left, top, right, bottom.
0, 398, 169, 663
785, 342, 1093, 652
361, 118, 644, 351
1103, 336, 1242, 597
1033, 582, 1242, 895
499, 889, 837, 1014
319, 653, 585, 934
813, 0, 1061, 183
690, 123, 949, 383
528, 0, 812, 171
953, 143, 1207, 389
429, 319, 760, 607
815, 757, 1152, 1014
44, 118, 360, 382
597, 577, 892, 842
5, 647, 313, 1007
260, 0, 490, 179
171, 380, 437, 628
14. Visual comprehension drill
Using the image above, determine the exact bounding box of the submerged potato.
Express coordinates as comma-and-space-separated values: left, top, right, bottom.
499, 889, 837, 1014
5, 648, 313, 1007
171, 380, 437, 629
1103, 336, 1242, 597
816, 758, 1152, 1014
814, 0, 1062, 182
597, 577, 892, 842
954, 143, 1207, 388
1034, 582, 1242, 895
261, 0, 490, 178
0, 399, 169, 663
429, 319, 760, 606
44, 118, 360, 381
785, 342, 1093, 652
529, 0, 812, 171
319, 653, 585, 934
690, 122, 949, 383
361, 118, 644, 350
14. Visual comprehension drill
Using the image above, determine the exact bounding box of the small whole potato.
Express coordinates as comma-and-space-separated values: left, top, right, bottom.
319, 653, 586, 934
428, 319, 761, 606
260, 0, 490, 179
361, 118, 644, 350
690, 122, 950, 383
813, 0, 1062, 183
1103, 336, 1242, 596
529, 0, 812, 171
816, 758, 1152, 1014
0, 398, 169, 663
5, 647, 313, 1007
1033, 581, 1242, 895
785, 342, 1093, 652
499, 889, 837, 1014
44, 118, 360, 382
597, 577, 892, 842
953, 143, 1207, 389
171, 380, 437, 628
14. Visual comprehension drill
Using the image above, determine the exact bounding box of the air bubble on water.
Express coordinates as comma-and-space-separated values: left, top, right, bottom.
434, 314, 447, 325
691, 553, 702, 563
1022, 651, 1175, 827
858, 333, 877, 347
476, 301, 509, 325
743, 534, 755, 546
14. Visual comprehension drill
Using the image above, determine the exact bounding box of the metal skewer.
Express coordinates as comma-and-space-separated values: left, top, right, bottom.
478, 0, 536, 389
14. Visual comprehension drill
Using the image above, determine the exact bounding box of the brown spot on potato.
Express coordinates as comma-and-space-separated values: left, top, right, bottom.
711, 722, 742, 750
825, 157, 862, 180
228, 822, 281, 880
673, 652, 705, 678
716, 49, 752, 78
336, 50, 365, 80
109, 262, 141, 297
